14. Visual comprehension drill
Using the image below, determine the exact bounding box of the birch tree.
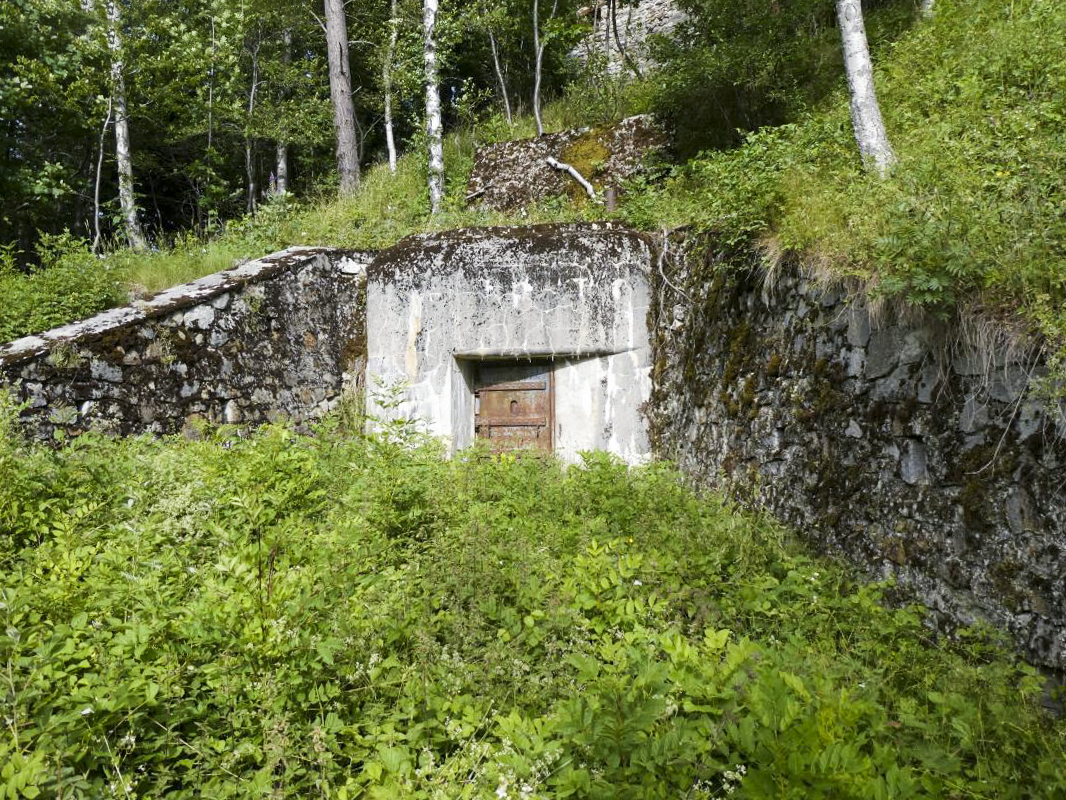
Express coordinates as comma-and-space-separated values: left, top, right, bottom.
244, 24, 263, 213
275, 28, 292, 193
103, 0, 148, 250
532, 0, 555, 136
324, 0, 361, 195
836, 0, 896, 175
423, 0, 445, 212
383, 0, 400, 172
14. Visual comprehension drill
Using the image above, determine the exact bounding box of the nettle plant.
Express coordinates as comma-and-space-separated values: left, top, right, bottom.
0, 395, 1064, 799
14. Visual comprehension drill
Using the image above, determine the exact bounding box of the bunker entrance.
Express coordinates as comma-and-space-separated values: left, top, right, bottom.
473, 361, 553, 453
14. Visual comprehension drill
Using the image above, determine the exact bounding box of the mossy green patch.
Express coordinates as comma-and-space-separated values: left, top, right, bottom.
560, 129, 611, 202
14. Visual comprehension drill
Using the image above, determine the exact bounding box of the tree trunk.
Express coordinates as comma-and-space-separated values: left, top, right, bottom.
610, 0, 642, 79
920, 0, 934, 18
533, 0, 544, 135
104, 0, 147, 250
276, 142, 289, 194
488, 29, 512, 126
245, 34, 261, 214
532, 0, 558, 137
275, 28, 292, 194
324, 0, 361, 195
423, 0, 444, 212
93, 99, 112, 253
384, 0, 399, 173
837, 0, 896, 175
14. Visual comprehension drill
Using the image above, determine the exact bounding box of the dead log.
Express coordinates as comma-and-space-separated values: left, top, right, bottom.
545, 156, 598, 200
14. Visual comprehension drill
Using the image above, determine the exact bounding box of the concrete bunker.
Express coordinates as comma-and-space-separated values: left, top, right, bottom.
365, 223, 654, 463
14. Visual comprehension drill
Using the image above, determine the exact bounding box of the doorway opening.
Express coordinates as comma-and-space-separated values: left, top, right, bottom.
472, 360, 554, 453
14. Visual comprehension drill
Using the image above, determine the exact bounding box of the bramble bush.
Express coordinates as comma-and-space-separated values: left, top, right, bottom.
1, 392, 1064, 799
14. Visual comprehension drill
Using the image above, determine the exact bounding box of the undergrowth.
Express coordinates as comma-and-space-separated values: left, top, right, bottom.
1, 393, 1063, 798
623, 0, 1066, 366
0, 112, 601, 342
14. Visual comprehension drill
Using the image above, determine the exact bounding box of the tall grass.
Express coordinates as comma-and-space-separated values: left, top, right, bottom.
1, 404, 1063, 798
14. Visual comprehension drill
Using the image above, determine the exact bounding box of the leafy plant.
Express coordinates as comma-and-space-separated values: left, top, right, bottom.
1, 407, 1063, 799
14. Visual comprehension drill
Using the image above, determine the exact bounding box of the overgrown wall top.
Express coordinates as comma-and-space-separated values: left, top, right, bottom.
0, 247, 370, 440
649, 234, 1066, 669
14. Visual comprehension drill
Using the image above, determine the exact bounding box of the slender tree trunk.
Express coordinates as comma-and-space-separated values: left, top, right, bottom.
610, 0, 642, 79
532, 0, 558, 136
93, 99, 112, 253
275, 142, 289, 194
275, 28, 292, 193
245, 35, 261, 214
423, 0, 444, 212
488, 29, 512, 125
383, 0, 399, 173
104, 0, 147, 250
837, 0, 896, 175
208, 16, 215, 158
920, 0, 934, 17
533, 0, 544, 135
602, 0, 611, 62
324, 0, 361, 195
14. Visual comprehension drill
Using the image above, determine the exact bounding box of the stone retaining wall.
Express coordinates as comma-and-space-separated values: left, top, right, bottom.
648, 234, 1066, 669
0, 247, 370, 440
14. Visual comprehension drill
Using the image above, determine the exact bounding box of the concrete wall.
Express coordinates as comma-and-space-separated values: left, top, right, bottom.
648, 234, 1066, 670
0, 247, 370, 439
365, 223, 654, 463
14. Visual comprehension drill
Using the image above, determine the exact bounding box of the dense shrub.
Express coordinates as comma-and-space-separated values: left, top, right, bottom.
650, 0, 915, 157
0, 233, 124, 342
1, 397, 1063, 798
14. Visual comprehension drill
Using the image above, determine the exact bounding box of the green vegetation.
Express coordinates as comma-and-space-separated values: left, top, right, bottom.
626, 0, 1066, 364
0, 234, 123, 343
8, 0, 1065, 371
2, 395, 1064, 799
0, 119, 597, 341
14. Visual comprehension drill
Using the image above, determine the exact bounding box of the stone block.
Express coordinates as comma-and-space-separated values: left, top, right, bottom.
865, 329, 903, 379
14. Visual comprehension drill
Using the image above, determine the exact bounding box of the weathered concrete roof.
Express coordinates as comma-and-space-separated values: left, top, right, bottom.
368, 222, 653, 290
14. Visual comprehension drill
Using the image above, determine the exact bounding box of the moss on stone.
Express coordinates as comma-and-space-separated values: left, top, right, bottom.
959, 478, 990, 531
766, 353, 782, 377
560, 130, 611, 202
989, 559, 1026, 612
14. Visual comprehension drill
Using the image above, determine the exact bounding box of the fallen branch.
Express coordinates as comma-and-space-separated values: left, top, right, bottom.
545, 156, 597, 200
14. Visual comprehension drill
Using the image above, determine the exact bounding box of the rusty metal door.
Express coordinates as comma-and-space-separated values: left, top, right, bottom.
474, 362, 553, 453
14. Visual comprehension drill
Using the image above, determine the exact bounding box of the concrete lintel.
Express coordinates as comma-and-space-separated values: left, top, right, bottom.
451, 347, 629, 360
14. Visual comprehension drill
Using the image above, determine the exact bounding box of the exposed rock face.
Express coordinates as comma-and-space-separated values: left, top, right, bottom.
648, 233, 1066, 670
0, 248, 370, 439
466, 115, 669, 212
571, 0, 687, 76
